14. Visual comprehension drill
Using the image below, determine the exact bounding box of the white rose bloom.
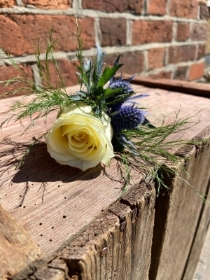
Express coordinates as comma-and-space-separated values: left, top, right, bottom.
46, 104, 114, 171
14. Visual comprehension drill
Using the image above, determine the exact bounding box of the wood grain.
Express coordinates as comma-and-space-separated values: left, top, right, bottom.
193, 228, 210, 280
0, 87, 144, 259
149, 141, 210, 280
29, 182, 155, 280
1, 83, 210, 279
0, 204, 41, 280
130, 76, 210, 98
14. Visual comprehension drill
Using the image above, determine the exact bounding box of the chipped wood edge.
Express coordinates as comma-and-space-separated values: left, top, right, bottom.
14, 182, 155, 280
0, 204, 41, 280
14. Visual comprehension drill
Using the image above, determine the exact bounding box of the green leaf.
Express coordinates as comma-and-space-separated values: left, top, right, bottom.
97, 64, 123, 88
103, 87, 123, 99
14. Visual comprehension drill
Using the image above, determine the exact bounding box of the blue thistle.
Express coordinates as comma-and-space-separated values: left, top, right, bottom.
109, 76, 134, 95
111, 105, 145, 132
108, 75, 135, 111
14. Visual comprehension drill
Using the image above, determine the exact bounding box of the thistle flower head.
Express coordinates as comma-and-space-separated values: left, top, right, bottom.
108, 75, 135, 111
109, 76, 134, 95
111, 105, 145, 132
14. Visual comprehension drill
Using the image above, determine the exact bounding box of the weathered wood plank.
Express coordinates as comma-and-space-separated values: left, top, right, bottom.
137, 86, 210, 280
1, 84, 210, 279
193, 227, 210, 280
0, 204, 41, 280
0, 86, 143, 259
148, 136, 210, 280
26, 182, 155, 280
130, 76, 210, 98
182, 139, 210, 280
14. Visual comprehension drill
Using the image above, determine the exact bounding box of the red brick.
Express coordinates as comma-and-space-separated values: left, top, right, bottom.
170, 0, 198, 19
199, 2, 209, 20
0, 0, 15, 7
82, 0, 143, 14
100, 18, 126, 47
197, 44, 206, 60
22, 0, 72, 9
132, 20, 173, 45
174, 66, 188, 80
149, 71, 172, 79
148, 0, 166, 15
176, 23, 190, 42
148, 48, 165, 70
105, 52, 145, 75
0, 64, 33, 97
191, 23, 208, 41
0, 15, 95, 56
168, 45, 196, 64
188, 61, 204, 81
41, 59, 78, 88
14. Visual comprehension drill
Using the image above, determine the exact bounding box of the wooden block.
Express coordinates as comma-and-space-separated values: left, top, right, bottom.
149, 133, 210, 280
130, 76, 210, 98
30, 182, 155, 280
0, 204, 41, 280
181, 135, 210, 280
1, 83, 210, 279
135, 85, 210, 280
193, 228, 210, 280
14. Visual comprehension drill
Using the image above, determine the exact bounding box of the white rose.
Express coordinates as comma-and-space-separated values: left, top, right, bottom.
46, 104, 115, 171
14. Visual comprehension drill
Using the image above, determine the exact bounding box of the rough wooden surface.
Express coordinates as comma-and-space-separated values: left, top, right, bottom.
0, 85, 143, 260
25, 182, 155, 280
194, 227, 210, 280
130, 76, 210, 98
0, 204, 41, 280
1, 83, 210, 279
182, 142, 210, 280
136, 86, 210, 280
149, 141, 210, 280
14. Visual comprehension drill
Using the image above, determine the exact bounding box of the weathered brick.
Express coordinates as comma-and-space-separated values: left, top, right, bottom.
149, 71, 172, 79
176, 23, 190, 41
132, 21, 173, 45
148, 0, 166, 15
100, 18, 126, 47
191, 23, 208, 41
41, 59, 78, 88
199, 2, 209, 20
174, 66, 188, 80
168, 45, 196, 64
170, 0, 198, 19
0, 0, 15, 7
0, 15, 95, 56
188, 61, 204, 81
148, 48, 165, 70
0, 64, 33, 97
82, 0, 143, 14
197, 44, 206, 60
22, 0, 72, 9
105, 52, 145, 75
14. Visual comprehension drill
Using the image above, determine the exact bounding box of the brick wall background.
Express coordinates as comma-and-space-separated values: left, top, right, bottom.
0, 0, 208, 95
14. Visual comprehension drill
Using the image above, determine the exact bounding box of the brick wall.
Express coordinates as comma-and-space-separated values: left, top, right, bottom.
0, 0, 208, 95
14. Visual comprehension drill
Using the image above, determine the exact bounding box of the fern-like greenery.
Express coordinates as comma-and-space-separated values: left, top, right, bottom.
0, 24, 207, 201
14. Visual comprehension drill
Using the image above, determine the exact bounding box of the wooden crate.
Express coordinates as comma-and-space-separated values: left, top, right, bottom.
0, 79, 210, 279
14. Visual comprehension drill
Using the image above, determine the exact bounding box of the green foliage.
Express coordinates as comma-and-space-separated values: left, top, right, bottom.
0, 25, 208, 204
0, 34, 76, 131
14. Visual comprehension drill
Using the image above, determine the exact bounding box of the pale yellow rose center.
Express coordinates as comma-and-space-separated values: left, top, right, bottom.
73, 131, 88, 143
61, 126, 99, 158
